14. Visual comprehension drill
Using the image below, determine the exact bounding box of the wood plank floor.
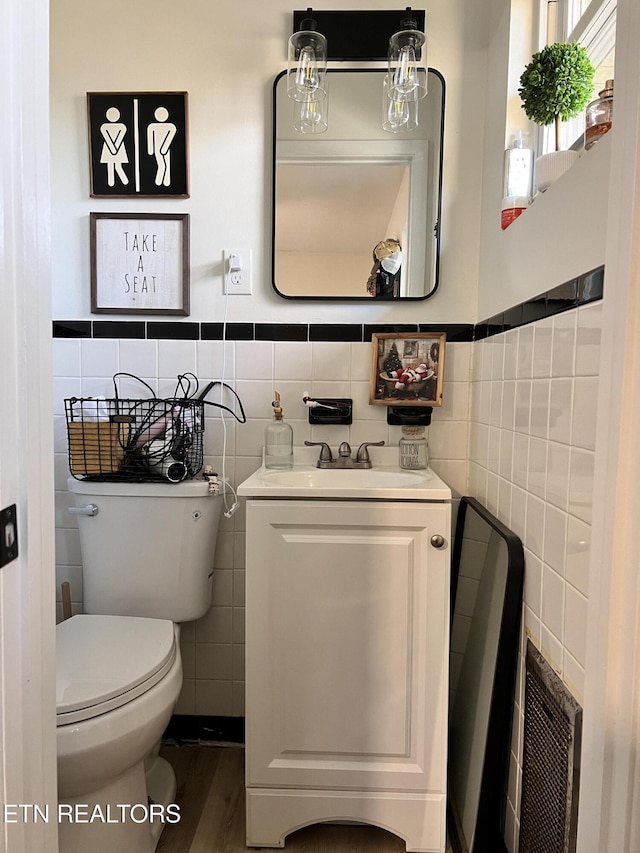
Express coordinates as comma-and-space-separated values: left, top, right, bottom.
157, 744, 452, 853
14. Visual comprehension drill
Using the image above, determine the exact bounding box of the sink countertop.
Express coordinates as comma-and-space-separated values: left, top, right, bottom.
238, 446, 451, 501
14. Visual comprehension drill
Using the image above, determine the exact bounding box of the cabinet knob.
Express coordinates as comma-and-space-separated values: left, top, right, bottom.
430, 534, 446, 549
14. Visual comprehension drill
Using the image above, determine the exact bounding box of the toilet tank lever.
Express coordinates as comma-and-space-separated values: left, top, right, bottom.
68, 504, 99, 517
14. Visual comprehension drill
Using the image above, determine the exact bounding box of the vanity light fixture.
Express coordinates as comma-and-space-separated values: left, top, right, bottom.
384, 7, 427, 134
387, 7, 428, 103
286, 7, 328, 104
287, 8, 328, 134
287, 8, 427, 135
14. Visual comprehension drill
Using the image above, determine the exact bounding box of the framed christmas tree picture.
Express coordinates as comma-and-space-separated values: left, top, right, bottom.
369, 332, 446, 406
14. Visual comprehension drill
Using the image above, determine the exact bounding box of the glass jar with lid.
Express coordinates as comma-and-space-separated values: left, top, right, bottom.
585, 80, 613, 150
398, 426, 429, 470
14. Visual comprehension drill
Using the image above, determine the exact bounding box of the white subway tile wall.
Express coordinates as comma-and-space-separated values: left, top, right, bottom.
53, 338, 471, 718
53, 309, 598, 851
468, 301, 601, 853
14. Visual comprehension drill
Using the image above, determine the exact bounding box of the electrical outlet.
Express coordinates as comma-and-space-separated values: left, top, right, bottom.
0, 504, 18, 569
223, 249, 252, 295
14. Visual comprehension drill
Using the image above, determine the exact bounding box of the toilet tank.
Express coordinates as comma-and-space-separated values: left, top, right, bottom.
67, 477, 224, 621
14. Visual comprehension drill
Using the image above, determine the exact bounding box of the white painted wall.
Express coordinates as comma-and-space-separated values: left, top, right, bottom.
478, 138, 610, 319
49, 0, 488, 325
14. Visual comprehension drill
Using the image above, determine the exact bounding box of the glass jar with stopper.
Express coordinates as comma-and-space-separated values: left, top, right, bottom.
585, 80, 613, 151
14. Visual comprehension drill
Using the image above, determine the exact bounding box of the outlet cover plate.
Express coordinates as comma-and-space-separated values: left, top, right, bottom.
223, 249, 252, 295
0, 504, 18, 568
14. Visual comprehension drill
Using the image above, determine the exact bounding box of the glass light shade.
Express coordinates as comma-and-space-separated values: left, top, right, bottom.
287, 29, 328, 102
293, 95, 328, 134
382, 73, 418, 133
388, 27, 427, 102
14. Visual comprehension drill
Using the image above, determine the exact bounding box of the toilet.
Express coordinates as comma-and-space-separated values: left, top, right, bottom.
57, 477, 223, 853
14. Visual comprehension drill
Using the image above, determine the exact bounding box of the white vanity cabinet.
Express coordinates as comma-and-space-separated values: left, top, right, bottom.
243, 491, 451, 852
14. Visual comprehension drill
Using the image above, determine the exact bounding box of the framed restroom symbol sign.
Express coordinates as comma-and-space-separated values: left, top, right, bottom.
87, 92, 189, 198
90, 213, 190, 315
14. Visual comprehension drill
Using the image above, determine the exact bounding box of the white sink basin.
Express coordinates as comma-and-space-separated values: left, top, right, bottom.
238, 452, 451, 501
258, 467, 427, 490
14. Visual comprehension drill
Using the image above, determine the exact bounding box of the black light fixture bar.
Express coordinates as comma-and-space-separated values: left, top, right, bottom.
292, 9, 426, 61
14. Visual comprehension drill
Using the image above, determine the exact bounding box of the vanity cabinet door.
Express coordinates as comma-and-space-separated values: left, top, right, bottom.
245, 498, 451, 794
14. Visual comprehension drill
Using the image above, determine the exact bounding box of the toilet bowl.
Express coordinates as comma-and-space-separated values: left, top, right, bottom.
58, 478, 224, 852
56, 615, 182, 852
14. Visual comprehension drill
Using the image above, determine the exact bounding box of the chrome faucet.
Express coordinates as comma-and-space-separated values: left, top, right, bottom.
305, 440, 385, 469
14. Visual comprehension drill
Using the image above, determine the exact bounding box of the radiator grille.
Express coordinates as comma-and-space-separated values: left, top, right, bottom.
519, 640, 583, 853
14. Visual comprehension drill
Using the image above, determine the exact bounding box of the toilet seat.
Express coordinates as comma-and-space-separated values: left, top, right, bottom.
56, 614, 176, 726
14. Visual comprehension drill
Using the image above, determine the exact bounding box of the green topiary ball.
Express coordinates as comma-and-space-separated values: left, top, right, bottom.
519, 42, 595, 127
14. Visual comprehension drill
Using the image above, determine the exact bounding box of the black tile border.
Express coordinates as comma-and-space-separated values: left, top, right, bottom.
147, 322, 200, 340
364, 323, 419, 340
422, 323, 475, 343
477, 266, 604, 338
52, 320, 474, 343
162, 714, 245, 745
578, 266, 604, 303
93, 320, 146, 339
52, 266, 603, 344
521, 295, 548, 326
255, 323, 308, 341
309, 323, 363, 342
201, 323, 254, 341
502, 305, 523, 331
52, 320, 92, 338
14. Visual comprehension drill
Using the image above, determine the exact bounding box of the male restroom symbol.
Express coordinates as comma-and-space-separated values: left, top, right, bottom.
147, 107, 177, 187
99, 107, 129, 187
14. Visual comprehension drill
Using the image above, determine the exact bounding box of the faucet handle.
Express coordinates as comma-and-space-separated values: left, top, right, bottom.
356, 440, 385, 463
304, 440, 333, 462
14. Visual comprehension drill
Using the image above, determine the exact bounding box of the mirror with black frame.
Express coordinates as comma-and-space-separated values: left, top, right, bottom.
448, 497, 525, 853
272, 68, 444, 300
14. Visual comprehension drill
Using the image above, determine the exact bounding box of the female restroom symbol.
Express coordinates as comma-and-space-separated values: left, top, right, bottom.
99, 107, 129, 187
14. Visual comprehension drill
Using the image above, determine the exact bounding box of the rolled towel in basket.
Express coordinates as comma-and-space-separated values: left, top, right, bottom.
76, 398, 114, 422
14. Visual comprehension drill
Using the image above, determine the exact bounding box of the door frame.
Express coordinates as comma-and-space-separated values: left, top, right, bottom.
0, 0, 58, 850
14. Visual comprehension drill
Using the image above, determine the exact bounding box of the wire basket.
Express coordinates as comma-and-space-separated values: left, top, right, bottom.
65, 396, 205, 483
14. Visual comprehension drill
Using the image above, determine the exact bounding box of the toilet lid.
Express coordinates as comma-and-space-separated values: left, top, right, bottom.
56, 614, 176, 726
